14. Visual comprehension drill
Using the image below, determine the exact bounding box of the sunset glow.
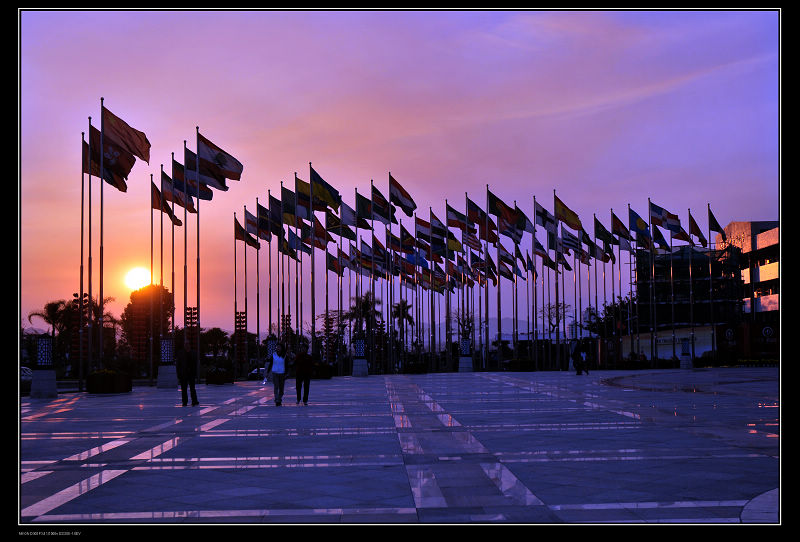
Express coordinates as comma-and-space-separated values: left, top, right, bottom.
124, 267, 151, 291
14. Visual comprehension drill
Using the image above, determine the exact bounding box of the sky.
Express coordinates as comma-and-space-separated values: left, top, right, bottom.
19, 9, 780, 337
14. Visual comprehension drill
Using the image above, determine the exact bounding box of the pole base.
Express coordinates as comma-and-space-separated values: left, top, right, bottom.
157, 364, 179, 388
30, 370, 58, 398
352, 358, 368, 377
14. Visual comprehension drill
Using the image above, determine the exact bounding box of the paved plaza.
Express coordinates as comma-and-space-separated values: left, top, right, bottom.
19, 367, 780, 525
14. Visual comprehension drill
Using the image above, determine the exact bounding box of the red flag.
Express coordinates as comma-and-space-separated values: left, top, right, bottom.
198, 132, 243, 181
102, 106, 150, 163
83, 125, 134, 192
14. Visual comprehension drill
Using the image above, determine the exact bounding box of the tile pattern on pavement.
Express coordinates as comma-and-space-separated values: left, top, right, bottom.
19, 368, 780, 524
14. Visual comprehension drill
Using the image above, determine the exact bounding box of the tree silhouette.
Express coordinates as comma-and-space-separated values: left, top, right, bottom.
392, 299, 414, 351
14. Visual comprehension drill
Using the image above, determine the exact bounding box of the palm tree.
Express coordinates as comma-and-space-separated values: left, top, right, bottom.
392, 299, 414, 352
28, 300, 68, 338
345, 291, 381, 338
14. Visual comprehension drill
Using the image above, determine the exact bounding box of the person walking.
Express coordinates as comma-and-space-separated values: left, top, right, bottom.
177, 349, 199, 406
267, 342, 288, 406
294, 340, 313, 405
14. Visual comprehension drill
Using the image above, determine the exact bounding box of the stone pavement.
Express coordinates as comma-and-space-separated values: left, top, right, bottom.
19, 368, 780, 525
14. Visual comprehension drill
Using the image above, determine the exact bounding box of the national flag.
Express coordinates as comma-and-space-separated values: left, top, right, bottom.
309, 165, 342, 211
446, 204, 470, 232
160, 171, 197, 213
534, 201, 556, 233
554, 195, 582, 231
628, 208, 650, 239
326, 210, 356, 240
594, 217, 617, 246
649, 201, 681, 233
245, 208, 270, 241
498, 261, 514, 281
281, 186, 300, 227
708, 207, 727, 242
415, 216, 431, 242
612, 211, 630, 240
430, 211, 447, 244
618, 235, 632, 252
689, 212, 707, 247
603, 241, 616, 263
466, 197, 491, 226
387, 230, 403, 253
301, 216, 333, 249
389, 174, 417, 216
256, 203, 272, 240
463, 229, 482, 251
172, 159, 213, 200
515, 205, 535, 234
356, 192, 373, 222
340, 199, 371, 230
561, 225, 582, 251
151, 182, 181, 226
372, 185, 397, 225
447, 233, 462, 253
547, 231, 563, 255
400, 225, 416, 254
277, 233, 298, 260
184, 148, 229, 191
533, 237, 548, 258
557, 251, 572, 272
288, 229, 311, 256
653, 226, 670, 251
498, 243, 515, 266
514, 244, 525, 265
101, 106, 151, 163
198, 132, 243, 181
83, 125, 133, 192
268, 194, 283, 237
296, 174, 330, 217
326, 251, 343, 276
235, 216, 260, 249
671, 227, 693, 246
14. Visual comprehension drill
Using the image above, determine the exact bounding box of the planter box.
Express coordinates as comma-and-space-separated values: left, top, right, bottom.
87, 372, 132, 394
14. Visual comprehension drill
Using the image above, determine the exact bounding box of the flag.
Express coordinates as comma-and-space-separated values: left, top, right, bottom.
372, 185, 397, 225
561, 225, 582, 251
151, 182, 181, 226
184, 148, 229, 191
430, 211, 447, 245
708, 207, 727, 242
649, 201, 681, 233
301, 216, 333, 249
672, 227, 693, 246
288, 229, 311, 255
268, 194, 283, 237
235, 217, 260, 249
514, 244, 525, 265
447, 234, 462, 253
256, 203, 272, 239
498, 242, 515, 266
83, 125, 133, 192
534, 201, 556, 233
340, 199, 371, 230
446, 204, 470, 232
281, 186, 300, 227
326, 251, 343, 276
296, 174, 329, 217
594, 217, 617, 246
554, 195, 582, 231
101, 105, 150, 163
533, 237, 548, 258
309, 165, 341, 211
161, 171, 197, 213
387, 230, 403, 253
400, 225, 416, 254
466, 197, 490, 225
389, 174, 417, 216
463, 229, 482, 251
326, 210, 356, 240
618, 235, 632, 252
612, 211, 630, 240
653, 225, 670, 251
198, 132, 243, 181
515, 205, 535, 234
172, 159, 213, 200
245, 208, 270, 241
415, 216, 432, 242
689, 212, 707, 247
629, 208, 650, 239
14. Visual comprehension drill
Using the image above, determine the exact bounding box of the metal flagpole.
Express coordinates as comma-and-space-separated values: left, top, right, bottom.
149, 173, 153, 383
689, 208, 695, 362
195, 128, 201, 360
79, 132, 86, 391
87, 118, 94, 374
159, 165, 164, 364
485, 186, 490, 370
268, 190, 272, 337
256, 198, 261, 370
244, 205, 249, 370
708, 203, 716, 362
234, 212, 238, 365
532, 195, 537, 368
648, 198, 656, 366
310, 164, 316, 359
99, 98, 105, 367
183, 143, 189, 353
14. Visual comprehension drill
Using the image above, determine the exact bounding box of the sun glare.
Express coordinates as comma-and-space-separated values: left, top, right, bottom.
125, 267, 151, 291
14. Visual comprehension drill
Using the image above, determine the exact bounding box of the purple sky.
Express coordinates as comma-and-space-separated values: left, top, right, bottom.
20, 10, 780, 335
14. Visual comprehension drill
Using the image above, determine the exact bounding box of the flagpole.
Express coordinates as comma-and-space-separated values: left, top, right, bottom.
610, 209, 616, 365
170, 163, 176, 339
149, 174, 153, 383
159, 164, 164, 364
532, 196, 537, 369
256, 198, 261, 370
195, 127, 201, 361
484, 186, 490, 370
648, 198, 656, 366
670, 223, 676, 361
87, 117, 94, 374
310, 164, 316, 359
279, 181, 284, 340
183, 143, 189, 353
689, 209, 695, 363
79, 132, 86, 391
234, 212, 238, 366
99, 98, 105, 367
244, 205, 250, 370
630, 204, 637, 358
708, 203, 716, 363
553, 190, 561, 369
268, 190, 273, 338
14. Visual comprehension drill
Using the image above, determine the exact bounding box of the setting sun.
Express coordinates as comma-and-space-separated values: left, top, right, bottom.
124, 267, 151, 291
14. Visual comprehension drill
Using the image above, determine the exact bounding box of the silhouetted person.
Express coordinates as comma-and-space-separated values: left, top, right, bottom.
177, 349, 199, 406
268, 342, 288, 406
571, 341, 583, 375
294, 341, 313, 405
